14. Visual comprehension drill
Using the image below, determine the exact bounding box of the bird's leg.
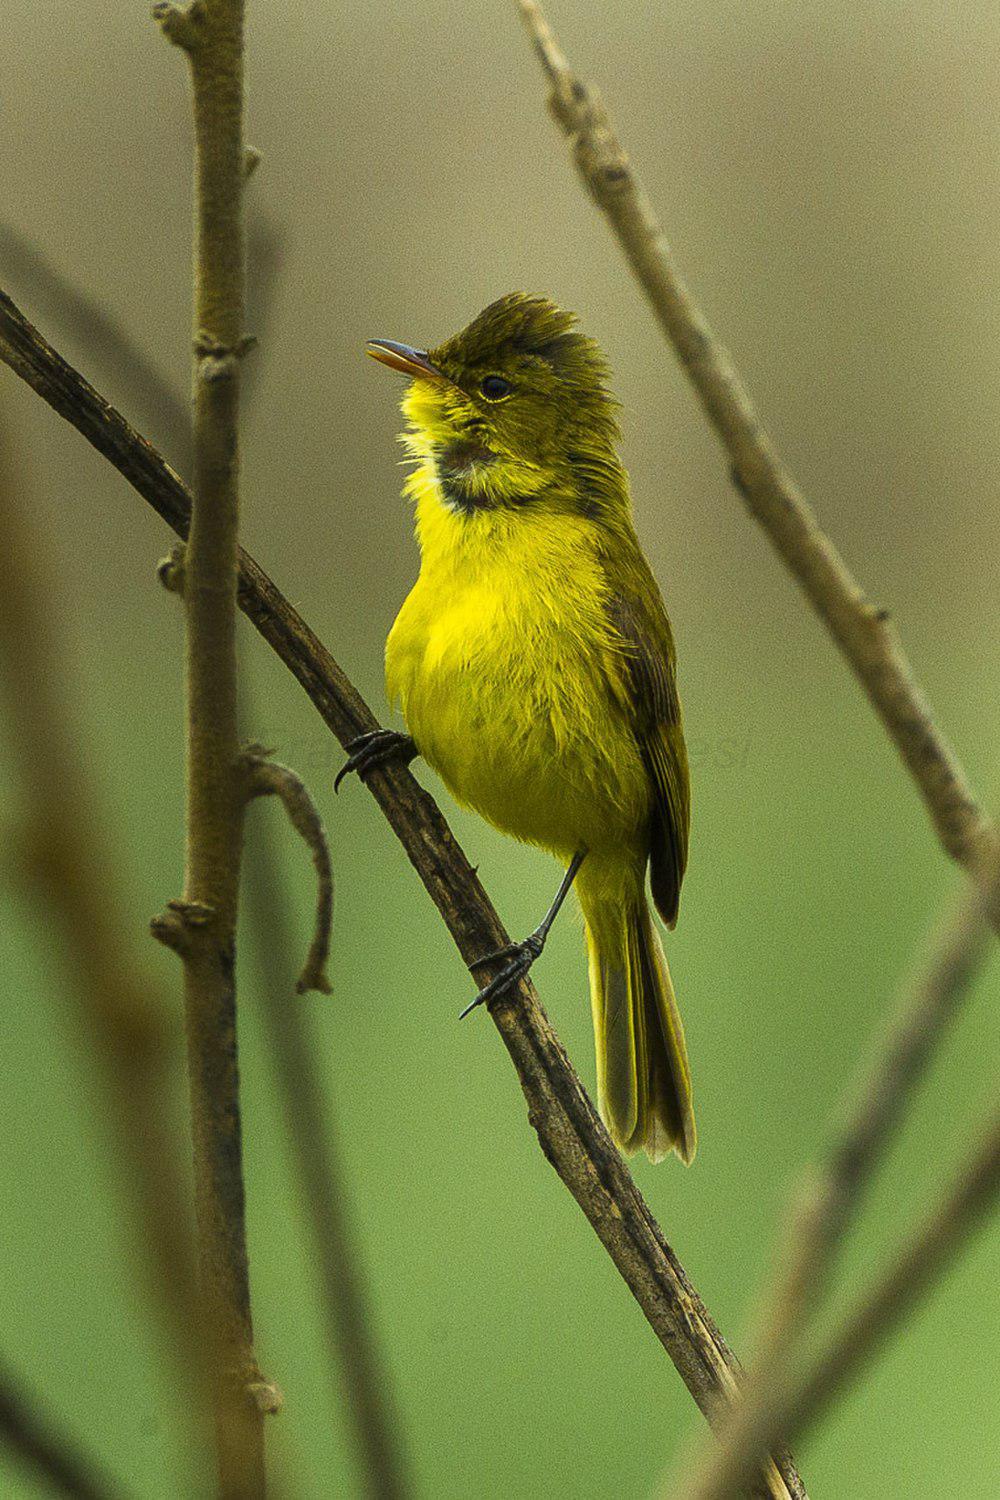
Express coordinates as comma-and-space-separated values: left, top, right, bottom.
334, 728, 417, 792
461, 849, 588, 1018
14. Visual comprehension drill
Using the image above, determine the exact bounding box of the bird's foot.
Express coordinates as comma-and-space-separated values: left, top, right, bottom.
461, 931, 546, 1018
334, 729, 417, 792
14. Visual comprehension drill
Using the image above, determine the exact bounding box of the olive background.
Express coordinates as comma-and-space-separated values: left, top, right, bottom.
2, 2, 998, 1496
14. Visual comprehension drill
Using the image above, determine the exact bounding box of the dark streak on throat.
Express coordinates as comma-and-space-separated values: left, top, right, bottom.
439, 438, 497, 472
436, 438, 499, 514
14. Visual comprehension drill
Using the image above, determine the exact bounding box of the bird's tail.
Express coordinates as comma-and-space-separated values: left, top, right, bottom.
579, 862, 696, 1165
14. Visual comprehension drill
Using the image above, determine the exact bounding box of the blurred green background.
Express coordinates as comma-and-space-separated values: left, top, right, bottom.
2, 1, 998, 1495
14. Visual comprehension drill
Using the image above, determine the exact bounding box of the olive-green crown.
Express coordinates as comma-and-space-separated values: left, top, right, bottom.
429, 292, 614, 398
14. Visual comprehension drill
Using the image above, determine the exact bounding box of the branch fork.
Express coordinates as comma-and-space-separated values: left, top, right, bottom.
152, 1, 205, 52
0, 281, 804, 1498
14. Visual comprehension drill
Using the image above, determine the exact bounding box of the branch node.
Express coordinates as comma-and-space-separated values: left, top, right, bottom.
150, 897, 216, 956
170, 896, 215, 925
245, 1376, 284, 1416
150, 907, 187, 955
152, 0, 203, 50
244, 145, 262, 178
242, 749, 334, 995
156, 543, 186, 595
194, 331, 257, 384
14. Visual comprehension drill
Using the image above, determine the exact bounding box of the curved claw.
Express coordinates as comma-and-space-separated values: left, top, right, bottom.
468, 940, 525, 972
334, 729, 416, 793
461, 933, 545, 1018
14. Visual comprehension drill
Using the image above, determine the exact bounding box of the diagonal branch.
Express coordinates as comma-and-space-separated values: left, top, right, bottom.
0, 1360, 117, 1500
676, 862, 1000, 1499
0, 286, 805, 1500
515, 0, 998, 884
757, 871, 1000, 1338
679, 1107, 1000, 1499
780, 1103, 1000, 1449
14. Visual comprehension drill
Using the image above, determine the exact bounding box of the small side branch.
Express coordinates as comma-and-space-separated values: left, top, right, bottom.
152, 0, 204, 52
515, 0, 998, 883
0, 290, 804, 1499
243, 748, 334, 995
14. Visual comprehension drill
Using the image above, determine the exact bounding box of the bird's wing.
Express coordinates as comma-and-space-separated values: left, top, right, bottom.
607, 584, 690, 929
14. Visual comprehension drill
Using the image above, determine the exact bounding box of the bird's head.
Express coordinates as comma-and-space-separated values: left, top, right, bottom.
366, 293, 623, 517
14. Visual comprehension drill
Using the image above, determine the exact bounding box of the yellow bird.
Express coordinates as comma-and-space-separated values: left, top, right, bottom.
339, 294, 695, 1164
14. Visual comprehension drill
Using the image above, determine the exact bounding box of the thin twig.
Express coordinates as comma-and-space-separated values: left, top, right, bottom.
243, 749, 334, 995
0, 426, 204, 1483
0, 1360, 118, 1500
785, 1105, 1000, 1444
0, 221, 189, 466
681, 1103, 1000, 1500
242, 840, 410, 1500
764, 873, 999, 1338
152, 1, 270, 1491
677, 865, 1000, 1500
515, 0, 999, 884
0, 288, 805, 1500
0, 210, 279, 458
1, 267, 405, 1493
10, 219, 393, 1491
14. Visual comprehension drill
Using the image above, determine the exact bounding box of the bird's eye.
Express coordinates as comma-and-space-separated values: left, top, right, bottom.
479, 374, 513, 401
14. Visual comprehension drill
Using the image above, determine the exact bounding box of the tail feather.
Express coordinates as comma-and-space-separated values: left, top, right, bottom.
596, 958, 640, 1145
586, 893, 696, 1166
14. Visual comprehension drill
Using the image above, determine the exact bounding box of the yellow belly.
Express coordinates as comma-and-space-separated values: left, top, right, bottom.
385, 519, 650, 859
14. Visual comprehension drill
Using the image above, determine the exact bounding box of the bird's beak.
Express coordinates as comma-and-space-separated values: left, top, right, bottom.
366, 339, 447, 382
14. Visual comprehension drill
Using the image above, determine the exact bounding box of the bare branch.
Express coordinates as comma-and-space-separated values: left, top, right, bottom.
0, 1360, 117, 1500
0, 209, 278, 455
243, 834, 410, 1500
760, 870, 999, 1350
153, 0, 269, 1489
515, 0, 998, 882
0, 427, 205, 1477
0, 221, 189, 466
676, 864, 1000, 1500
0, 287, 805, 1500
243, 748, 334, 995
786, 1105, 1000, 1442
681, 1103, 1000, 1500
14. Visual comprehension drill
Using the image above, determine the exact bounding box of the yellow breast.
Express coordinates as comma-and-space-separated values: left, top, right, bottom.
385, 466, 650, 856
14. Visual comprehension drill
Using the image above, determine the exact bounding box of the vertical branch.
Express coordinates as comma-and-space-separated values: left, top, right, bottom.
0, 290, 806, 1499
152, 2, 268, 1493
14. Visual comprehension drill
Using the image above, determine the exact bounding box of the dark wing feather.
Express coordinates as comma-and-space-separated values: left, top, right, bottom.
608, 590, 690, 928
